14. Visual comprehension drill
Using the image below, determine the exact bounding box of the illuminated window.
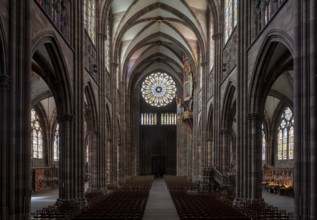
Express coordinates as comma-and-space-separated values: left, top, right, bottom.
31, 109, 43, 159
255, 0, 286, 34
161, 113, 177, 125
277, 107, 294, 160
224, 0, 238, 42
141, 113, 157, 125
53, 123, 59, 161
37, 0, 70, 42
262, 124, 266, 161
105, 23, 110, 71
141, 72, 176, 107
141, 114, 144, 125
84, 0, 96, 45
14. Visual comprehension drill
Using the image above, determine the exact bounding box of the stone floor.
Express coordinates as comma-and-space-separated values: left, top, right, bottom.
262, 190, 295, 214
31, 188, 58, 214
142, 178, 179, 220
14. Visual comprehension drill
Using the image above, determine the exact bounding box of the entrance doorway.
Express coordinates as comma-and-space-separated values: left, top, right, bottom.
152, 156, 166, 177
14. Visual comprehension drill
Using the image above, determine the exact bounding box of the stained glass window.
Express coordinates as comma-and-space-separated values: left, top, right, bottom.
53, 123, 59, 161
141, 113, 157, 125
31, 109, 43, 159
141, 72, 176, 107
161, 113, 177, 125
84, 0, 96, 45
224, 0, 238, 42
262, 124, 266, 161
37, 0, 70, 42
105, 23, 110, 71
277, 107, 294, 160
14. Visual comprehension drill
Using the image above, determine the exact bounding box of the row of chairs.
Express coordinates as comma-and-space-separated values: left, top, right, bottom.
164, 176, 295, 220
165, 176, 250, 220
236, 200, 294, 220
32, 176, 154, 219
164, 175, 197, 190
33, 200, 82, 219
171, 192, 250, 219
73, 176, 154, 219
120, 176, 154, 189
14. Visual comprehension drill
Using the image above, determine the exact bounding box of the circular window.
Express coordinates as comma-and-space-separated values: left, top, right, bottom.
141, 72, 176, 107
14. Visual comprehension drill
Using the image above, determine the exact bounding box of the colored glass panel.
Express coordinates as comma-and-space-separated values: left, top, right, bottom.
53, 123, 59, 161
84, 0, 96, 45
262, 124, 266, 160
141, 72, 176, 107
277, 107, 294, 160
31, 109, 43, 159
289, 127, 294, 159
224, 0, 238, 42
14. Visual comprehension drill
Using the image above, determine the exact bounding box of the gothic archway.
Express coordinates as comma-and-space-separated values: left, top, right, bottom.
84, 82, 103, 191
220, 82, 236, 175
32, 33, 76, 205
247, 31, 294, 203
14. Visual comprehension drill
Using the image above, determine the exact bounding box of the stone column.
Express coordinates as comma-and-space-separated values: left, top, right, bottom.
207, 138, 213, 167
97, 17, 107, 191
236, 0, 251, 203
96, 129, 106, 190
111, 62, 118, 184
248, 113, 263, 201
220, 129, 231, 174
187, 134, 193, 179
293, 0, 317, 219
87, 130, 99, 191
119, 80, 127, 181
125, 94, 131, 178
106, 138, 112, 184
47, 137, 54, 167
58, 113, 85, 203
0, 74, 10, 219
201, 61, 208, 168
0, 0, 32, 219
177, 120, 187, 176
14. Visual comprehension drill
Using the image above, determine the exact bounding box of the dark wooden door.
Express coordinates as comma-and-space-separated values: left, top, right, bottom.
152, 156, 166, 177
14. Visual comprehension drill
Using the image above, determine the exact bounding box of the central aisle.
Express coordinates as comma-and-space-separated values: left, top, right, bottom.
143, 178, 180, 220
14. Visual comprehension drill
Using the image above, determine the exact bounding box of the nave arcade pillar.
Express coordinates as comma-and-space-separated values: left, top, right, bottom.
0, 0, 32, 218
220, 129, 231, 174
57, 114, 85, 206
207, 138, 213, 167
248, 112, 263, 201
87, 130, 106, 191
106, 138, 112, 184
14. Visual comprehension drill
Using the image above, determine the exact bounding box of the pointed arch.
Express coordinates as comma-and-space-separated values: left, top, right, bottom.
32, 31, 73, 116
249, 30, 294, 114
221, 81, 236, 129
0, 17, 7, 76
105, 104, 112, 140
207, 103, 214, 138
84, 82, 98, 130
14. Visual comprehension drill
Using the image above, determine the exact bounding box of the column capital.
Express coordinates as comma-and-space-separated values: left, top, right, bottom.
200, 61, 208, 67
220, 129, 231, 135
111, 62, 118, 67
212, 32, 222, 40
88, 129, 100, 134
247, 112, 263, 120
0, 75, 10, 89
57, 113, 75, 122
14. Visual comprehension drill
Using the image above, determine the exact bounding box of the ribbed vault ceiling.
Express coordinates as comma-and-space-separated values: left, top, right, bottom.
111, 0, 214, 90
